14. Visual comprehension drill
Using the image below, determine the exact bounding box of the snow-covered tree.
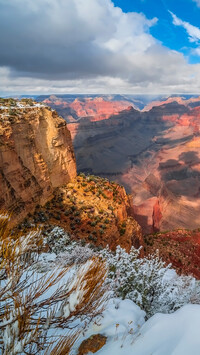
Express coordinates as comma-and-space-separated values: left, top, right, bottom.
100, 245, 200, 317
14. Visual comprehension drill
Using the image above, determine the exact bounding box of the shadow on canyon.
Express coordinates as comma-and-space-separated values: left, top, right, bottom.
159, 151, 200, 198
71, 105, 193, 190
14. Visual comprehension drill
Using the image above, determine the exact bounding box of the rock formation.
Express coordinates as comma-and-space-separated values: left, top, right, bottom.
28, 174, 143, 253
0, 98, 143, 253
40, 95, 134, 123
47, 96, 200, 233
0, 101, 76, 225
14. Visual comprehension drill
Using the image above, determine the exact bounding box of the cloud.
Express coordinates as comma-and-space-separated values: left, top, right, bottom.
169, 11, 200, 43
0, 0, 157, 79
193, 0, 200, 7
0, 0, 200, 94
193, 47, 200, 56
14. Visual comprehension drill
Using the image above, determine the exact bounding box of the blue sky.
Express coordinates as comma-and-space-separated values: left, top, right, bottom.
1, 0, 200, 95
114, 0, 200, 63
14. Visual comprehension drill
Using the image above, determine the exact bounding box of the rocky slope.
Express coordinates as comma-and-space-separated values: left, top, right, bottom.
144, 229, 200, 279
0, 99, 76, 225
25, 174, 143, 253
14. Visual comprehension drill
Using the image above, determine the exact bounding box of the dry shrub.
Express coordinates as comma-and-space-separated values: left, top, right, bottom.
0, 214, 107, 354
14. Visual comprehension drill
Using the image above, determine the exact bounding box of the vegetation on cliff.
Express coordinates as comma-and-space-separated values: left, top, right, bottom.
144, 229, 200, 279
22, 173, 143, 252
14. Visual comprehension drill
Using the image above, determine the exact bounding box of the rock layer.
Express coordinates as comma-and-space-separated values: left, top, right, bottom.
0, 104, 76, 225
40, 95, 135, 122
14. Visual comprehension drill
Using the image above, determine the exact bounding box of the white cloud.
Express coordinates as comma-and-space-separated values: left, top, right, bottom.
2, 60, 200, 96
169, 11, 200, 43
0, 0, 200, 94
0, 0, 158, 79
193, 0, 200, 7
193, 47, 200, 56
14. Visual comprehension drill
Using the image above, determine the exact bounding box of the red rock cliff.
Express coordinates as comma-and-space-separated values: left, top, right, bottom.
0, 104, 76, 225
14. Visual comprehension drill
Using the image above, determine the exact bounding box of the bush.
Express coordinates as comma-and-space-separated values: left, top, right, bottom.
0, 216, 107, 354
99, 246, 200, 318
119, 228, 126, 236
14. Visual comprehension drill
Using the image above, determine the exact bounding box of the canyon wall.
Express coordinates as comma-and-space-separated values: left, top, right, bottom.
43, 95, 200, 233
0, 104, 76, 225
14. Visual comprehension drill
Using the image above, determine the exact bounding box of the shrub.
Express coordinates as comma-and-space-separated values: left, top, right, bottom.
119, 228, 126, 236
99, 246, 200, 318
90, 221, 97, 227
0, 216, 107, 354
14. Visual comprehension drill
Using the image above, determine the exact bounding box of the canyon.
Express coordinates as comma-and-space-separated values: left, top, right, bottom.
40, 95, 135, 123
1, 95, 200, 276
39, 94, 200, 234
0, 98, 142, 252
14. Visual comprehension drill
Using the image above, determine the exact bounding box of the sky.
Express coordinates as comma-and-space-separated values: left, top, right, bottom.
1, 0, 200, 95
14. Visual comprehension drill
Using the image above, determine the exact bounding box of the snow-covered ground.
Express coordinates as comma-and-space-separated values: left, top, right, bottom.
75, 299, 200, 355
2, 225, 200, 354
0, 103, 45, 110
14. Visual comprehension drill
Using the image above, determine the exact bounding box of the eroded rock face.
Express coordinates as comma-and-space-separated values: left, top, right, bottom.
0, 105, 76, 225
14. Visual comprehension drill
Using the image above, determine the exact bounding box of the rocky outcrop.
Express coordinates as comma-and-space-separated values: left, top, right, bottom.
28, 174, 144, 253
0, 99, 144, 252
0, 103, 76, 225
78, 334, 107, 355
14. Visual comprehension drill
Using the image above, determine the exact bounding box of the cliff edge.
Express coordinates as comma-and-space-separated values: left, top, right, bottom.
0, 99, 76, 225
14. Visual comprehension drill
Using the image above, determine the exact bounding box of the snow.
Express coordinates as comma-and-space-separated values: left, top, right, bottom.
89, 302, 200, 355
63, 289, 84, 317
0, 213, 10, 220
0, 103, 45, 110
2, 224, 200, 354
86, 298, 145, 338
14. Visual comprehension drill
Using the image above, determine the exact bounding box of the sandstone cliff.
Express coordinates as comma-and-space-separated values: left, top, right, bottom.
0, 102, 76, 225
